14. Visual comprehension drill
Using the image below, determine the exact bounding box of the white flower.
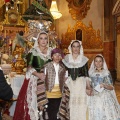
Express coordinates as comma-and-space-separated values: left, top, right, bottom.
2, 54, 9, 60
15, 54, 18, 59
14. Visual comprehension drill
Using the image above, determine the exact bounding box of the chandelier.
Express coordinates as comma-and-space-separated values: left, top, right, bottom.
50, 1, 62, 19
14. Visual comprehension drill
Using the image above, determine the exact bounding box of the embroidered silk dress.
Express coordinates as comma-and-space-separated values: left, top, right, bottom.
88, 70, 120, 120
13, 47, 52, 120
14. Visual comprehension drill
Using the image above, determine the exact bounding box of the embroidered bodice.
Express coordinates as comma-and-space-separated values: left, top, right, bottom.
62, 54, 89, 80
26, 47, 52, 72
90, 70, 113, 88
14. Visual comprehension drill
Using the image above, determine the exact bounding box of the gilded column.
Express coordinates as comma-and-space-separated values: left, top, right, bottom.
0, 5, 5, 22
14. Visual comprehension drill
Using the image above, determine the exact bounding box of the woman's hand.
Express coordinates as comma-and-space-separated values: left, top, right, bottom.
64, 77, 68, 81
86, 89, 94, 96
100, 83, 105, 88
100, 83, 113, 90
39, 105, 44, 111
32, 71, 46, 80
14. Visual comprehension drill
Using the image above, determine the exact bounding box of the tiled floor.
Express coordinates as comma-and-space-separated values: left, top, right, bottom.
115, 81, 120, 103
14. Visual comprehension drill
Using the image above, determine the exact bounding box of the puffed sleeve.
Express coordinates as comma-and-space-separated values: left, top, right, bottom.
104, 72, 113, 85
0, 70, 13, 100
26, 52, 34, 67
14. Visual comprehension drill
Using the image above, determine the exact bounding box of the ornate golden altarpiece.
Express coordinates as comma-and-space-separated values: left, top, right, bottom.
61, 21, 103, 67
0, 8, 27, 74
0, 24, 27, 74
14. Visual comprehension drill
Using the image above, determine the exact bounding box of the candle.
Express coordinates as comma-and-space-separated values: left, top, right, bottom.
44, 67, 46, 75
65, 70, 68, 77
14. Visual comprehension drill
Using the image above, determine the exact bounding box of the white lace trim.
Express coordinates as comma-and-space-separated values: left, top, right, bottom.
89, 54, 109, 77
88, 90, 120, 120
29, 47, 52, 61
90, 69, 110, 77
27, 73, 38, 120
62, 54, 88, 68
26, 68, 36, 79
68, 40, 83, 55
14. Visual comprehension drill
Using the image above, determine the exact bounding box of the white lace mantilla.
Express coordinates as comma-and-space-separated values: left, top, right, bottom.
62, 54, 88, 68
29, 47, 52, 61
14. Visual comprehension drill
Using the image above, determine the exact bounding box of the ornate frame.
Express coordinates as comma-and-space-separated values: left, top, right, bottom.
2, 9, 24, 26
66, 0, 92, 20
61, 21, 103, 50
8, 9, 19, 25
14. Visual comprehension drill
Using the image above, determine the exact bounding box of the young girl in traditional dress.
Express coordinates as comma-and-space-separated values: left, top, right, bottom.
88, 54, 120, 120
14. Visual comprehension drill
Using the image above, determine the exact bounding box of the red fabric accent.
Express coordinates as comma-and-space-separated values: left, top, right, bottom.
0, 101, 10, 115
5, 0, 10, 3
3, 107, 10, 115
13, 78, 30, 120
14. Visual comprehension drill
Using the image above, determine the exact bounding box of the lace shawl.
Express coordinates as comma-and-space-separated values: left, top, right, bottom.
62, 54, 88, 68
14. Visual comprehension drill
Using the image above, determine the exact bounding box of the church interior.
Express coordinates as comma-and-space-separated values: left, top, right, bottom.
0, 0, 120, 119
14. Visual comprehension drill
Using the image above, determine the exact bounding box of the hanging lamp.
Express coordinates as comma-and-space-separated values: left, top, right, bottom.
50, 1, 62, 19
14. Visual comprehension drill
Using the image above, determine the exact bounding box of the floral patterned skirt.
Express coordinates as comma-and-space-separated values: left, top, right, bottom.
88, 90, 120, 120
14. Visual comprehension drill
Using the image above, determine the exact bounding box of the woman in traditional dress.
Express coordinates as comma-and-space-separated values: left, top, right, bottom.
59, 40, 91, 120
13, 31, 52, 120
88, 54, 120, 120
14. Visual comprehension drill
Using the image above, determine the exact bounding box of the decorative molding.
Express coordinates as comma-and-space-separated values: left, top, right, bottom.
2, 8, 25, 26
61, 21, 103, 50
66, 0, 92, 20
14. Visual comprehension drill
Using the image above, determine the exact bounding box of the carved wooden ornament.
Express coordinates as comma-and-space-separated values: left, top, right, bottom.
66, 0, 92, 20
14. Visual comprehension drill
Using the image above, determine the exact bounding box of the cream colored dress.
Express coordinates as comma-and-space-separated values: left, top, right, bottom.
66, 77, 88, 120
62, 54, 89, 120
